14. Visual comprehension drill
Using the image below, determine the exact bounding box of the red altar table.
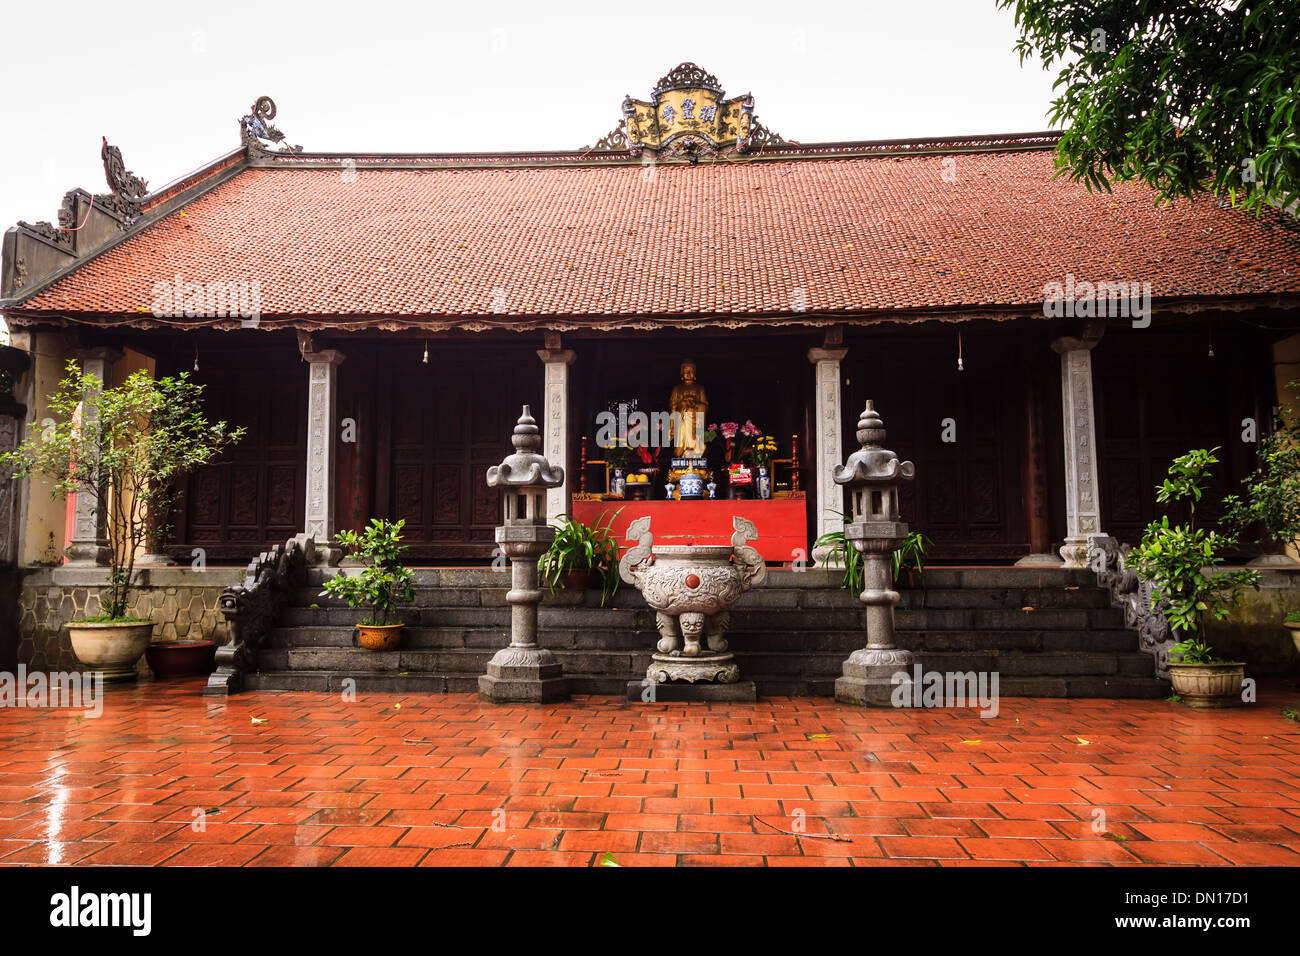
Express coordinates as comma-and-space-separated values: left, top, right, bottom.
571, 498, 809, 564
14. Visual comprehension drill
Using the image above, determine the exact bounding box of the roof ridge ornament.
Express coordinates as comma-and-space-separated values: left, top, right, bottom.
586, 62, 790, 158
653, 62, 722, 96
240, 96, 302, 158
98, 138, 148, 225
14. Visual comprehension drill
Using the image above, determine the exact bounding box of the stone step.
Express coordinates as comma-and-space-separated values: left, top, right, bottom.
244, 668, 1168, 699
266, 625, 1142, 654
293, 583, 1115, 611
278, 603, 1123, 631
254, 643, 1158, 681
303, 566, 1102, 590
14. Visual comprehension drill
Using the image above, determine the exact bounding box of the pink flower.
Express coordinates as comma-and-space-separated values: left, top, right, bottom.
740, 420, 761, 436
720, 422, 739, 439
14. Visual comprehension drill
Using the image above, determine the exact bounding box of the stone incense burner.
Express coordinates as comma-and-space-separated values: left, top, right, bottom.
619, 515, 766, 693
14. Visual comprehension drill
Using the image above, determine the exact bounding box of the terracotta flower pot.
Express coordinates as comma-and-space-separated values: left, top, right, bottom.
1168, 662, 1245, 709
66, 620, 154, 682
146, 640, 218, 678
1286, 622, 1300, 655
562, 569, 601, 591
356, 623, 403, 651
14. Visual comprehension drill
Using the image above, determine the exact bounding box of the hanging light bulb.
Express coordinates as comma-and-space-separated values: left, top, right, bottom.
422, 340, 429, 365
193, 343, 200, 373
1207, 330, 1216, 359
957, 331, 964, 372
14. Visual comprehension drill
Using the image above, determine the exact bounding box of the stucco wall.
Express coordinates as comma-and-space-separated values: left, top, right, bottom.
1203, 568, 1300, 677
15, 330, 73, 567
16, 566, 242, 672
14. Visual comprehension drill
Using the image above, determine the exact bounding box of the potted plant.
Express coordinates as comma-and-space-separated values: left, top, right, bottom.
1128, 449, 1261, 708
815, 518, 930, 603
1223, 380, 1300, 568
0, 361, 244, 681
538, 510, 621, 605
320, 518, 417, 650
1285, 610, 1300, 655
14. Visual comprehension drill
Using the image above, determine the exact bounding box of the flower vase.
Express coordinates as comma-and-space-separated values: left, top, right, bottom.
757, 466, 772, 500
611, 469, 625, 497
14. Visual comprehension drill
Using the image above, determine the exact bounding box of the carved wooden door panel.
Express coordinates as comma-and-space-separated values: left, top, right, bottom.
1093, 330, 1266, 551
386, 348, 537, 562
842, 333, 1028, 562
167, 344, 305, 564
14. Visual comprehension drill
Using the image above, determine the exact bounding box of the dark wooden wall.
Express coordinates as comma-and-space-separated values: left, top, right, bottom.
145, 321, 1278, 566
160, 338, 305, 563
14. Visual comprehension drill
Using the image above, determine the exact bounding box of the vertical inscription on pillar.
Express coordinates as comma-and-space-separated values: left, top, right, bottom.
809, 348, 848, 563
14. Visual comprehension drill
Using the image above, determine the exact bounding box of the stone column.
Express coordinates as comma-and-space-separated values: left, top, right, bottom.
1052, 335, 1106, 567
808, 348, 848, 564
303, 347, 345, 566
64, 347, 121, 566
537, 348, 576, 521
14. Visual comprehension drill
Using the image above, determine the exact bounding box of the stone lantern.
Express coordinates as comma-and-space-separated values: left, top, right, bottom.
832, 400, 916, 706
478, 405, 568, 703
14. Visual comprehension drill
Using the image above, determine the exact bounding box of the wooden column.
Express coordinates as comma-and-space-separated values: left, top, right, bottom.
1014, 363, 1061, 566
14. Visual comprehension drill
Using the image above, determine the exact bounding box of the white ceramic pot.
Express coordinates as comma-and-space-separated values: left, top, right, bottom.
66, 621, 155, 682
1168, 662, 1245, 709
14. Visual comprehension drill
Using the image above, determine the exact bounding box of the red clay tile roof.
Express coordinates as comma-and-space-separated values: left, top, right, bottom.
14, 147, 1300, 329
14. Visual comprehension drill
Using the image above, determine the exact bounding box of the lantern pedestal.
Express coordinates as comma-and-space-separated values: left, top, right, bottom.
829, 401, 917, 708
834, 524, 913, 707
479, 647, 568, 703
478, 527, 570, 704
479, 405, 569, 704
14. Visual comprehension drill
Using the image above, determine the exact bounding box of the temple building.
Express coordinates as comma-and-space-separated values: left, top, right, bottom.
2, 64, 1299, 686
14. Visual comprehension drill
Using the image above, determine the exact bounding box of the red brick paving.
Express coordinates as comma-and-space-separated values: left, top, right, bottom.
0, 679, 1297, 867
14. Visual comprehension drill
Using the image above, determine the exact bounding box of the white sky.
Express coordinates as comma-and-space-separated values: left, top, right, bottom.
0, 0, 1059, 233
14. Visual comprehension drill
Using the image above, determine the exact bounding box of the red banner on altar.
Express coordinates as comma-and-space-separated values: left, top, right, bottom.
571, 499, 808, 564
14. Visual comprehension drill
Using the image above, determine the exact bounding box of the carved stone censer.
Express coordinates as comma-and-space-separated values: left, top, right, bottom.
619, 515, 766, 700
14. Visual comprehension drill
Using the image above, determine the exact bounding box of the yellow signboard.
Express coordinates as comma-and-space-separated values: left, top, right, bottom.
609, 63, 782, 157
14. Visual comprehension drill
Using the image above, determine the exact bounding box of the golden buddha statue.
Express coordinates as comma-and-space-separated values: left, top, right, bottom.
667, 359, 711, 498
670, 360, 708, 459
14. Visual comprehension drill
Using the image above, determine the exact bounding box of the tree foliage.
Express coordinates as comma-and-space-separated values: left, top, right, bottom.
1128, 448, 1259, 640
999, 0, 1300, 211
0, 362, 245, 619
1224, 380, 1300, 547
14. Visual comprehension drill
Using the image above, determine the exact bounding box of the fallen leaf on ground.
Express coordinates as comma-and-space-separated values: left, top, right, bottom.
600, 852, 622, 867
250, 717, 268, 725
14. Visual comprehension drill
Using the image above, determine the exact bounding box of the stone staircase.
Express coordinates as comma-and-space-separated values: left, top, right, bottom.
243, 567, 1170, 698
